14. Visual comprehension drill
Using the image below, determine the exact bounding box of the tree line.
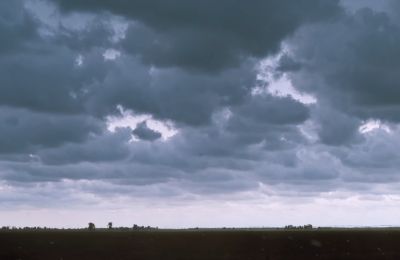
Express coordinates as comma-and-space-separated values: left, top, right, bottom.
1, 223, 159, 231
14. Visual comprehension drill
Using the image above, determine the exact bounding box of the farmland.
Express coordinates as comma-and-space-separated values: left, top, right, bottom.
1, 228, 400, 259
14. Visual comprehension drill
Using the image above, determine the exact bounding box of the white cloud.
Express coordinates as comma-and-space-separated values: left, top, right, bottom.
359, 120, 391, 134
256, 48, 316, 105
75, 54, 84, 66
107, 106, 178, 141
103, 49, 121, 61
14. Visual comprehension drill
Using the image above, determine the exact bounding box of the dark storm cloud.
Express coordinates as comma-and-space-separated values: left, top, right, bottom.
127, 94, 309, 171
38, 127, 132, 165
54, 17, 116, 52
0, 0, 39, 54
51, 0, 341, 71
341, 0, 389, 13
223, 94, 309, 150
276, 54, 302, 72
232, 94, 309, 125
88, 58, 257, 125
0, 2, 115, 115
287, 8, 400, 123
0, 46, 112, 114
337, 128, 400, 170
132, 121, 162, 141
0, 0, 142, 121
2, 0, 400, 207
0, 0, 329, 125
312, 105, 363, 146
0, 107, 102, 154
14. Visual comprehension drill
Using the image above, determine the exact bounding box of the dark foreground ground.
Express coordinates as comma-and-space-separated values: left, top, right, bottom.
1, 229, 400, 260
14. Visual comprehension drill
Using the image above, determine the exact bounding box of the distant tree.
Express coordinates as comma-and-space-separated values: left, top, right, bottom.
133, 224, 138, 230
304, 224, 313, 229
88, 222, 96, 231
108, 222, 113, 229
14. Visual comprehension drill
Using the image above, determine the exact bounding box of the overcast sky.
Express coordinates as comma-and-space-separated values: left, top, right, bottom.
1, 0, 400, 228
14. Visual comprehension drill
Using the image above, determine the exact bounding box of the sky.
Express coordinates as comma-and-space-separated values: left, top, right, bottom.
1, 0, 400, 228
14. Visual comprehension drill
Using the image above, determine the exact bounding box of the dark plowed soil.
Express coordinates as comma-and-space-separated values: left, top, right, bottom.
0, 229, 399, 259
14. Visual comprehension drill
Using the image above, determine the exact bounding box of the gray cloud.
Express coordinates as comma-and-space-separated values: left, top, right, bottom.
312, 105, 363, 146
87, 58, 258, 125
132, 121, 162, 141
287, 8, 400, 123
38, 127, 132, 165
51, 0, 341, 71
0, 106, 102, 154
0, 0, 39, 54
0, 47, 112, 114
341, 0, 390, 13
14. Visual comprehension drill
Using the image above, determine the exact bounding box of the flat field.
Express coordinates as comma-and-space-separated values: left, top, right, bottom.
0, 228, 399, 259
